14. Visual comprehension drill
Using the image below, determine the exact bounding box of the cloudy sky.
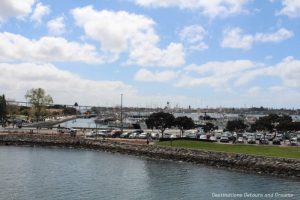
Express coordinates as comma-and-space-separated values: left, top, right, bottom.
0, 0, 300, 108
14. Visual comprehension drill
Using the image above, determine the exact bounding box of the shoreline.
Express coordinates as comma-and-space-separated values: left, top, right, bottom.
0, 133, 299, 180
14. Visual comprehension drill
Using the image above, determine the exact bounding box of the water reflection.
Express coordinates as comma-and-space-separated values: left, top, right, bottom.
0, 146, 299, 200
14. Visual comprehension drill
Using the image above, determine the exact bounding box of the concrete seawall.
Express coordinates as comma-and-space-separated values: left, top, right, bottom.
0, 134, 299, 179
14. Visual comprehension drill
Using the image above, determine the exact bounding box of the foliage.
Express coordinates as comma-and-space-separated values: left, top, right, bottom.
25, 88, 53, 120
199, 114, 216, 121
251, 114, 294, 132
19, 108, 30, 117
63, 107, 77, 115
145, 117, 154, 130
6, 101, 19, 117
226, 119, 248, 132
48, 104, 65, 109
146, 112, 175, 136
202, 122, 216, 133
0, 94, 7, 126
277, 121, 300, 132
175, 116, 195, 136
74, 102, 78, 107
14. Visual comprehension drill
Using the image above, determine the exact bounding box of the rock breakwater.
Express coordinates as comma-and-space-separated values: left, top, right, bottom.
0, 134, 299, 179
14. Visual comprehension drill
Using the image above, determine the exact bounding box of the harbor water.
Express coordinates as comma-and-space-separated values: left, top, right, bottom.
0, 146, 299, 200
58, 118, 108, 129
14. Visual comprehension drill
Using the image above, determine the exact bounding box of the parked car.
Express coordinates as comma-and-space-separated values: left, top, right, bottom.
272, 138, 281, 145
210, 136, 217, 141
111, 130, 122, 138
69, 128, 77, 133
129, 132, 139, 139
120, 131, 130, 138
225, 132, 233, 140
266, 133, 274, 141
96, 131, 106, 137
186, 133, 197, 139
247, 133, 255, 139
138, 132, 148, 139
220, 135, 229, 143
57, 127, 69, 134
290, 137, 298, 146
259, 138, 269, 145
247, 136, 256, 144
236, 137, 244, 144
276, 134, 283, 141
255, 133, 262, 140
215, 133, 222, 139
162, 133, 177, 139
85, 131, 96, 137
199, 134, 208, 140
150, 132, 160, 140
135, 129, 144, 134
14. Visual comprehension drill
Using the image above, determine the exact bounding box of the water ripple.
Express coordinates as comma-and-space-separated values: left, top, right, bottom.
0, 146, 299, 200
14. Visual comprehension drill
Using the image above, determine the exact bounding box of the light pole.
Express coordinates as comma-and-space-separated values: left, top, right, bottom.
121, 94, 123, 134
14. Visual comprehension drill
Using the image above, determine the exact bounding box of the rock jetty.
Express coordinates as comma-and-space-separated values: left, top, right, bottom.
0, 134, 299, 179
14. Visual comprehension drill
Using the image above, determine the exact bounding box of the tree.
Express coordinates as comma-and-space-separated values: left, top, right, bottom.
146, 112, 175, 137
175, 116, 195, 137
202, 122, 216, 133
251, 114, 293, 132
0, 94, 7, 127
25, 88, 53, 121
226, 119, 248, 132
63, 107, 77, 115
251, 118, 273, 132
145, 117, 155, 130
74, 102, 78, 107
6, 101, 19, 118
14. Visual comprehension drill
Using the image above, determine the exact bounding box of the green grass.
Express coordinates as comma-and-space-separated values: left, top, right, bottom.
157, 140, 300, 159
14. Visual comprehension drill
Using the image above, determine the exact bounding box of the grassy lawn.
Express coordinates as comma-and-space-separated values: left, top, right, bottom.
157, 140, 300, 159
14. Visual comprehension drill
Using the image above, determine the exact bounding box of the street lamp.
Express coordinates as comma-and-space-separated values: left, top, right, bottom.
121, 94, 123, 134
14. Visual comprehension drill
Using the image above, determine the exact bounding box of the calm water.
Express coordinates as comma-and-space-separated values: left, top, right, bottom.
0, 146, 299, 200
58, 118, 108, 129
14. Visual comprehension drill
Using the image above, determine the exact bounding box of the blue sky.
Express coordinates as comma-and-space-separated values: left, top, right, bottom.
0, 0, 300, 108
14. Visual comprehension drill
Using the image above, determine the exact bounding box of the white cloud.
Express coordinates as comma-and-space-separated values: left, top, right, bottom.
134, 69, 179, 82
277, 0, 300, 18
207, 57, 299, 88
30, 2, 50, 24
0, 0, 36, 22
177, 60, 256, 88
254, 28, 294, 42
133, 0, 250, 18
128, 42, 185, 67
235, 56, 300, 88
175, 57, 300, 107
221, 27, 253, 49
242, 86, 300, 108
71, 6, 185, 67
0, 63, 135, 106
221, 27, 293, 49
47, 17, 65, 35
244, 86, 263, 97
234, 67, 270, 86
275, 56, 300, 87
0, 32, 102, 64
0, 62, 201, 107
180, 25, 208, 50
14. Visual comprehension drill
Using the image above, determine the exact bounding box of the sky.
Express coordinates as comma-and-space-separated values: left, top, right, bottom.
0, 0, 300, 108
